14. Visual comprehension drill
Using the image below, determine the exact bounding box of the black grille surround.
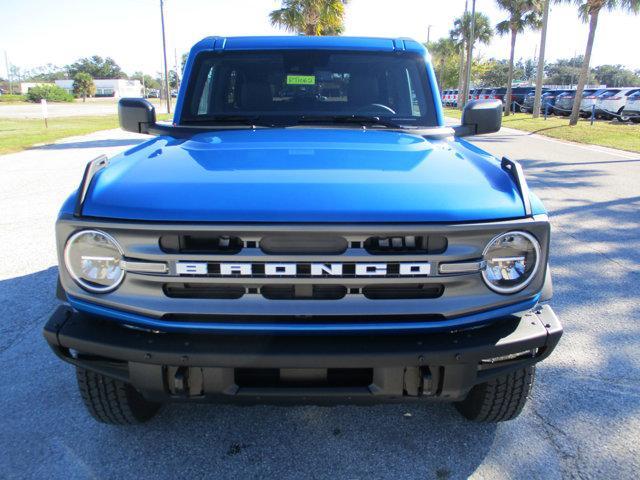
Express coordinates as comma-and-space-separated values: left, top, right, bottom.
55, 217, 551, 328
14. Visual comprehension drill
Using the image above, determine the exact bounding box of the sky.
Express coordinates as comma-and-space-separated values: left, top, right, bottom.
1, 0, 639, 79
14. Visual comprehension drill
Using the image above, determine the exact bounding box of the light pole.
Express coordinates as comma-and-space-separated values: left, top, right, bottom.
4, 51, 12, 95
160, 0, 171, 114
427, 25, 433, 43
462, 0, 476, 109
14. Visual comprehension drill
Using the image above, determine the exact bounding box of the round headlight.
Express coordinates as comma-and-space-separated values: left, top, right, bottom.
64, 230, 125, 293
482, 231, 541, 294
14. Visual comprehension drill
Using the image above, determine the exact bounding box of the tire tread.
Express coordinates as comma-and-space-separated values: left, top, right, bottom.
76, 367, 160, 425
455, 366, 535, 422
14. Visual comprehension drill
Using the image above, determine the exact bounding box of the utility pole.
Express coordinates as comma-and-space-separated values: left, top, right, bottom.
427, 25, 433, 44
160, 0, 171, 114
4, 51, 12, 95
462, 0, 476, 109
174, 48, 180, 90
457, 0, 469, 109
532, 0, 549, 118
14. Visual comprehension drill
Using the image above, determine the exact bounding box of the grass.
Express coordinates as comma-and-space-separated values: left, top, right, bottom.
0, 113, 171, 155
443, 107, 640, 153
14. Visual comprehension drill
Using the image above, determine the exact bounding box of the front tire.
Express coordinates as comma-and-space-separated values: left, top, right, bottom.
454, 365, 535, 422
76, 367, 161, 425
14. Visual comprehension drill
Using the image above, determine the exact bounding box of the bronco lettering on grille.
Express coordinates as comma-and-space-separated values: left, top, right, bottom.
176, 262, 431, 277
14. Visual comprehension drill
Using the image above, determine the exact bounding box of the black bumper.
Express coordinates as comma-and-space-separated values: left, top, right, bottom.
44, 305, 562, 403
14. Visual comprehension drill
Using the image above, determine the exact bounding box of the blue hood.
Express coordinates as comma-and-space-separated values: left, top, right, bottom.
81, 129, 528, 223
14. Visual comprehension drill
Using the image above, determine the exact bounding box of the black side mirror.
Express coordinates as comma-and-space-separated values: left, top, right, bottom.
118, 98, 157, 134
454, 100, 502, 137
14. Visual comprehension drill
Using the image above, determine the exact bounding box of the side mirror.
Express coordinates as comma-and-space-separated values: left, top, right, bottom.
454, 100, 502, 137
118, 98, 157, 134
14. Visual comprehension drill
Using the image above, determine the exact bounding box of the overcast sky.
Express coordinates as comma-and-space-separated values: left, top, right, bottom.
1, 0, 638, 78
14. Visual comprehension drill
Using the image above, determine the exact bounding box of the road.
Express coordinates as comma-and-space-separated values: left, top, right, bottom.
0, 126, 638, 479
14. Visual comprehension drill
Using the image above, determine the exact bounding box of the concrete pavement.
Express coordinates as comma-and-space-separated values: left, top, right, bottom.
0, 126, 638, 479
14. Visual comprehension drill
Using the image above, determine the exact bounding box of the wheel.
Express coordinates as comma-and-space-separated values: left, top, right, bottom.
454, 365, 535, 422
631, 117, 640, 124
617, 108, 629, 123
76, 367, 161, 425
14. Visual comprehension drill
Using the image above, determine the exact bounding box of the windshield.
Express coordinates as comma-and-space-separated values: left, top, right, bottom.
182, 50, 437, 127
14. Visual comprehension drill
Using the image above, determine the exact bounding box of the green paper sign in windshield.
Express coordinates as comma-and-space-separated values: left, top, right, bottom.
287, 75, 316, 85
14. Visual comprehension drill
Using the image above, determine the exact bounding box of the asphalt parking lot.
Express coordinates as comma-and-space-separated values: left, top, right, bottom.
0, 126, 638, 479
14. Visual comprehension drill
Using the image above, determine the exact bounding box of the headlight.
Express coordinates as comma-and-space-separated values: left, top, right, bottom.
64, 230, 124, 293
482, 231, 541, 294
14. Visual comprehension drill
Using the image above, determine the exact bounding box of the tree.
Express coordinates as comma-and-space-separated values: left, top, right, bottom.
67, 56, 125, 79
477, 58, 525, 86
593, 64, 640, 87
130, 72, 161, 91
562, 0, 640, 125
450, 11, 493, 107
24, 64, 67, 82
427, 38, 459, 90
544, 56, 587, 85
73, 72, 96, 102
269, 0, 348, 36
496, 0, 542, 115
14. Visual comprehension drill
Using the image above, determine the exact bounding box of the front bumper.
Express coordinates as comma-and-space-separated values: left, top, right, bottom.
44, 304, 562, 403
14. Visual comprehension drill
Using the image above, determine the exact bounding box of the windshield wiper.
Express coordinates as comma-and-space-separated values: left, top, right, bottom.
297, 115, 405, 129
182, 115, 270, 127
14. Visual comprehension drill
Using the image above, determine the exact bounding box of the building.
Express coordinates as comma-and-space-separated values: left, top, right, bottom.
55, 79, 143, 98
19, 82, 54, 94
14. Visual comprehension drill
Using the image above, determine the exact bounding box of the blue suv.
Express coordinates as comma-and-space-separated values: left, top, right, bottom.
44, 36, 562, 425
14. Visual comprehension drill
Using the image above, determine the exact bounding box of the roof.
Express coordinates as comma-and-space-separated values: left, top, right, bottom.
189, 35, 427, 55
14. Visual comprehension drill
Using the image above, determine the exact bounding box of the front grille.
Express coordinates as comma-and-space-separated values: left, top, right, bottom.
261, 285, 347, 300
260, 235, 348, 254
160, 234, 243, 254
362, 284, 444, 300
163, 283, 245, 299
364, 235, 447, 254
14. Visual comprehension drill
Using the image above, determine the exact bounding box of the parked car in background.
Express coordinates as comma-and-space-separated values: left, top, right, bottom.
145, 89, 160, 98
508, 87, 535, 112
521, 89, 549, 113
446, 89, 459, 107
489, 87, 506, 104
477, 88, 493, 101
554, 89, 598, 116
579, 89, 609, 117
595, 87, 640, 120
621, 90, 640, 123
527, 89, 575, 114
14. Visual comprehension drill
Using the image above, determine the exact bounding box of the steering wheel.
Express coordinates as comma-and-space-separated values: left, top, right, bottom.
355, 103, 397, 115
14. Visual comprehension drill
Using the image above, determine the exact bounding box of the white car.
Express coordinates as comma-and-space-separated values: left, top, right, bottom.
595, 87, 640, 120
622, 90, 640, 123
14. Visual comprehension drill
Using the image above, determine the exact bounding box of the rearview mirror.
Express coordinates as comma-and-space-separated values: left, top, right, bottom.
454, 100, 502, 137
118, 98, 157, 134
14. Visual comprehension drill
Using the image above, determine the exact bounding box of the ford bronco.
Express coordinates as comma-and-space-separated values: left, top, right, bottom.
44, 36, 562, 424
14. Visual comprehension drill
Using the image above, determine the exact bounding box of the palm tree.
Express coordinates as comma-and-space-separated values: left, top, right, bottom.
532, 0, 550, 118
561, 0, 640, 125
428, 38, 458, 91
449, 12, 493, 108
496, 0, 543, 115
269, 0, 348, 36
